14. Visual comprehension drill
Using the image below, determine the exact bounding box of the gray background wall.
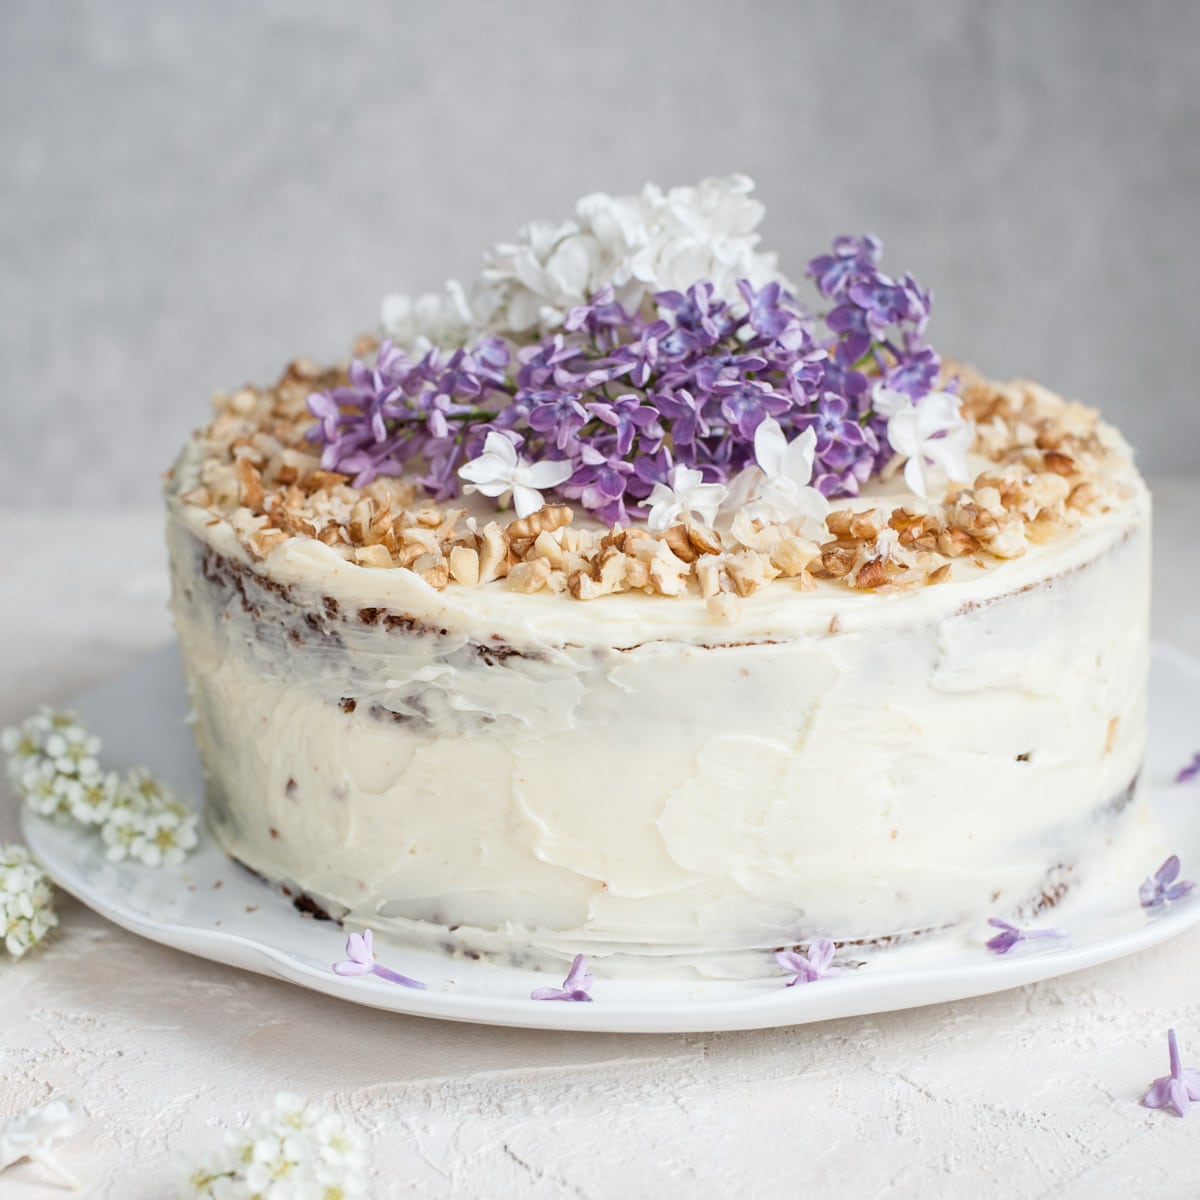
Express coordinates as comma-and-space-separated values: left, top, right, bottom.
3, 0, 1198, 508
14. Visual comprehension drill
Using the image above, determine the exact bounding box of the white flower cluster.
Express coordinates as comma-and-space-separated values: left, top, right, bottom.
0, 1097, 84, 1187
641, 417, 830, 537
381, 174, 786, 348
0, 843, 57, 958
2, 709, 199, 868
380, 278, 474, 356
186, 1093, 367, 1200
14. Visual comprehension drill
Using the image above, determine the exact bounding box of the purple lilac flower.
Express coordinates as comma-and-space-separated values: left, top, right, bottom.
530, 953, 594, 1002
883, 345, 941, 399
1139, 856, 1195, 909
306, 236, 944, 518
588, 395, 664, 457
332, 929, 426, 989
525, 390, 589, 453
807, 234, 882, 299
562, 285, 631, 340
775, 937, 841, 986
794, 393, 869, 473
1143, 1029, 1200, 1118
715, 379, 791, 440
1176, 753, 1200, 785
611, 318, 671, 388
737, 279, 798, 339
656, 282, 736, 353
984, 918, 1068, 955
824, 300, 874, 363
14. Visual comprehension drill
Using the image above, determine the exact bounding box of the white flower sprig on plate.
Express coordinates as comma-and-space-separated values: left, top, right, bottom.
2, 709, 199, 868
186, 1093, 368, 1199
0, 843, 57, 958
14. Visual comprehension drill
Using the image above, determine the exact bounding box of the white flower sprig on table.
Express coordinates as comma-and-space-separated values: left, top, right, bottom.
186, 1093, 368, 1200
0, 1097, 84, 1189
2, 709, 199, 868
0, 844, 57, 958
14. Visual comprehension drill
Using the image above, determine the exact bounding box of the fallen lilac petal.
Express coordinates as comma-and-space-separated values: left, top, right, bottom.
1140, 855, 1195, 909
985, 917, 1067, 954
1175, 753, 1200, 785
1143, 1029, 1200, 1118
531, 953, 595, 1001
775, 937, 841, 985
332, 928, 426, 989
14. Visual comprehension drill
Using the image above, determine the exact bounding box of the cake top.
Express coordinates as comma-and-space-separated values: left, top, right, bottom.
169, 176, 1140, 620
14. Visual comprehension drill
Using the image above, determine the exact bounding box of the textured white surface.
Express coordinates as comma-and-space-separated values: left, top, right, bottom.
1, 481, 1199, 1197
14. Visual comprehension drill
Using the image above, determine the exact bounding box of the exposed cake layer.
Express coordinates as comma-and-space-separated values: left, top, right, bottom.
166, 469, 1151, 971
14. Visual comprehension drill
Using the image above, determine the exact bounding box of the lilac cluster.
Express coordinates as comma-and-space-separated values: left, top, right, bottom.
307, 237, 943, 522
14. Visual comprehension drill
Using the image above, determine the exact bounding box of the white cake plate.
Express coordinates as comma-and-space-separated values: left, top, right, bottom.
20, 643, 1200, 1033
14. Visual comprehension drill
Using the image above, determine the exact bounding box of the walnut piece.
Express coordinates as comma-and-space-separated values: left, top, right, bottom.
505, 504, 573, 540
507, 558, 552, 594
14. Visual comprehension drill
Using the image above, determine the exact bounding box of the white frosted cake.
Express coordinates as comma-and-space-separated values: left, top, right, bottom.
165, 177, 1150, 976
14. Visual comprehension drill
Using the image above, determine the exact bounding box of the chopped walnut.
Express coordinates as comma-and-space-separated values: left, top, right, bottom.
569, 551, 628, 600
505, 504, 573, 540
724, 551, 766, 597
507, 558, 553, 594
662, 524, 699, 564
353, 544, 393, 569
477, 523, 509, 584
236, 457, 265, 510
448, 545, 480, 587
648, 543, 692, 596
706, 592, 741, 623
771, 533, 820, 578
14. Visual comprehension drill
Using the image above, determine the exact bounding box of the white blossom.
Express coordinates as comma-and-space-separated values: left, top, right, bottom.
186, 1093, 367, 1200
4, 708, 200, 869
389, 175, 788, 345
2, 708, 92, 788
0, 1097, 83, 1188
42, 725, 102, 783
100, 775, 198, 868
628, 174, 780, 300
873, 385, 972, 500
475, 217, 603, 333
380, 279, 473, 353
100, 801, 144, 863
645, 464, 729, 531
741, 419, 831, 531
66, 770, 120, 826
0, 843, 58, 958
18, 759, 77, 819
458, 431, 572, 518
